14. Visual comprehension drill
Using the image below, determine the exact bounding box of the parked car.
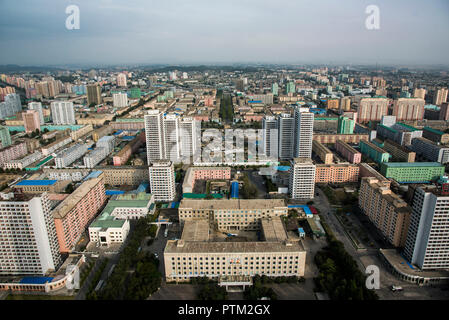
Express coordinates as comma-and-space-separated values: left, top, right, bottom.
391, 285, 403, 292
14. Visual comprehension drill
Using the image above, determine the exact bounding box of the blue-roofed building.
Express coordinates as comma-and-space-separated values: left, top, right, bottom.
231, 181, 239, 199
83, 170, 103, 181
20, 277, 54, 285
13, 179, 71, 194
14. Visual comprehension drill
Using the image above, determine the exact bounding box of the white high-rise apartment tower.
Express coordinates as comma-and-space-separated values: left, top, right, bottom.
50, 101, 75, 125
148, 160, 176, 202
403, 186, 449, 270
262, 116, 278, 159
278, 113, 295, 160
28, 101, 45, 124
163, 114, 181, 163
289, 158, 316, 200
179, 117, 200, 163
113, 92, 129, 108
294, 107, 314, 158
117, 73, 127, 87
144, 110, 166, 164
0, 193, 62, 275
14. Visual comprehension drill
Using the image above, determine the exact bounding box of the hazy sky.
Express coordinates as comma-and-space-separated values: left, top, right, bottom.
0, 0, 448, 66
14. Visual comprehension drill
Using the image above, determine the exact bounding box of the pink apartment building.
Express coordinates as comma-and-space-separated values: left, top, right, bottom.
0, 141, 28, 166
335, 139, 362, 164
315, 164, 360, 184
52, 176, 106, 253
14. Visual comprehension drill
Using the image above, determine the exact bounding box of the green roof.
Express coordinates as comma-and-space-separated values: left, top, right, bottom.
381, 162, 443, 168
90, 192, 152, 228
397, 123, 419, 132
379, 124, 397, 133
424, 127, 445, 136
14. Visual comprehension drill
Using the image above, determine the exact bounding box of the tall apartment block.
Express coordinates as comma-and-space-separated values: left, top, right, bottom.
164, 114, 181, 163
433, 88, 448, 106
359, 177, 411, 247
413, 88, 426, 100
50, 101, 75, 125
112, 92, 128, 108
0, 193, 62, 275
404, 186, 449, 269
28, 101, 45, 124
278, 113, 295, 160
357, 97, 388, 123
116, 73, 127, 87
392, 98, 425, 121
144, 110, 166, 164
0, 93, 22, 120
148, 160, 176, 202
289, 158, 315, 200
262, 116, 278, 159
272, 82, 279, 96
0, 126, 12, 148
179, 117, 200, 163
337, 116, 355, 134
294, 107, 314, 158
87, 84, 102, 106
22, 110, 41, 133
52, 176, 106, 253
439, 103, 449, 121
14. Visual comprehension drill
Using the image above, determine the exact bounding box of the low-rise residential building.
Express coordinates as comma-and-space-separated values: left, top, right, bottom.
0, 141, 28, 166
55, 143, 89, 168
315, 164, 359, 184
182, 167, 232, 193
313, 133, 369, 144
411, 137, 449, 164
84, 147, 108, 168
12, 179, 71, 194
422, 127, 449, 144
360, 140, 390, 164
335, 139, 362, 164
70, 124, 93, 140
41, 135, 72, 156
43, 168, 91, 182
312, 141, 333, 164
380, 162, 445, 183
99, 166, 148, 186
383, 139, 416, 162
3, 151, 44, 170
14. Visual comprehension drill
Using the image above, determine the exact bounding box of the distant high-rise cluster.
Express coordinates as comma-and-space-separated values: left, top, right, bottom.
144, 110, 200, 165
50, 101, 75, 125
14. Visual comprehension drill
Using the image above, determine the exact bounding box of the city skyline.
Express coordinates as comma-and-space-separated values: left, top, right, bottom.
1, 0, 449, 66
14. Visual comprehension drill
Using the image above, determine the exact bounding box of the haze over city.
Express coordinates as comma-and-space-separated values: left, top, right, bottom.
1, 0, 449, 66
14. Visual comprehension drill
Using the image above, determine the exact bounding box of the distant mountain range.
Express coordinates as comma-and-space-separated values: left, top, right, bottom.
0, 64, 64, 73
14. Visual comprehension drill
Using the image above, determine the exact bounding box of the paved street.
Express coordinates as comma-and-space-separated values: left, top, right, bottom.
313, 186, 449, 300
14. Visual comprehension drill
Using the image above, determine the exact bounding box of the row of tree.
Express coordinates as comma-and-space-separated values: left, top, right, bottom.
313, 231, 379, 300
92, 217, 161, 300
